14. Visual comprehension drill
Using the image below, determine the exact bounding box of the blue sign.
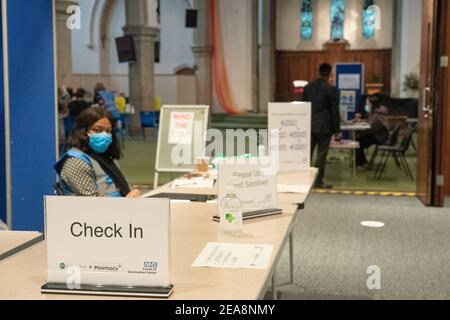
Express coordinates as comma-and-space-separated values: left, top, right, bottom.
335, 63, 364, 122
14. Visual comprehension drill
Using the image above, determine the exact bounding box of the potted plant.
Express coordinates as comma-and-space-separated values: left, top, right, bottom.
366, 74, 384, 95
402, 72, 419, 98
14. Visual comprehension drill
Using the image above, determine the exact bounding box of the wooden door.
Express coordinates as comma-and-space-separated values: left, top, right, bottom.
417, 0, 447, 206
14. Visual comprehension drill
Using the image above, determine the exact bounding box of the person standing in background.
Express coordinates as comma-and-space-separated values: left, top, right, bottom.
303, 63, 341, 189
68, 88, 91, 118
93, 82, 106, 104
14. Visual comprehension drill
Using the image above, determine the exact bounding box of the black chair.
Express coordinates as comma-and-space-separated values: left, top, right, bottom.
374, 127, 416, 180
367, 122, 402, 170
54, 182, 64, 196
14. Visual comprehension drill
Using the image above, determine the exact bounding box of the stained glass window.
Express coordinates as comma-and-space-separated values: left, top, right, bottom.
363, 0, 376, 39
330, 0, 345, 41
301, 0, 313, 40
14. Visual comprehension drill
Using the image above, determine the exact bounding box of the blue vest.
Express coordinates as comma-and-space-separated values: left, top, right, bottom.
54, 148, 122, 197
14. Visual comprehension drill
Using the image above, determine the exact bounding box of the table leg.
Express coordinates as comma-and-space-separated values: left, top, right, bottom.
289, 232, 294, 284
352, 149, 356, 180
272, 271, 278, 300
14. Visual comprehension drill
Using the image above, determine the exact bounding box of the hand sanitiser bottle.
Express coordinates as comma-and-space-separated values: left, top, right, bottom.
220, 183, 243, 235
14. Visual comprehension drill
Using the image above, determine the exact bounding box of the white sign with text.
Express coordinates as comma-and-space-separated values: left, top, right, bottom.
168, 112, 194, 145
268, 102, 311, 173
44, 197, 171, 288
218, 161, 277, 212
338, 74, 361, 90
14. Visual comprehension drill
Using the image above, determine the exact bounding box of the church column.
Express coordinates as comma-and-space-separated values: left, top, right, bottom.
258, 0, 276, 112
55, 0, 78, 87
123, 0, 159, 126
192, 0, 212, 106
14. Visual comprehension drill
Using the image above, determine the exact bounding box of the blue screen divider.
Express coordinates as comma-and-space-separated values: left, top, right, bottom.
4, 0, 57, 231
0, 0, 6, 225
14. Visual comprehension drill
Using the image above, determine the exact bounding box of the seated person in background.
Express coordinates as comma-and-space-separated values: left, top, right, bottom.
68, 88, 91, 118
355, 96, 390, 168
54, 108, 140, 198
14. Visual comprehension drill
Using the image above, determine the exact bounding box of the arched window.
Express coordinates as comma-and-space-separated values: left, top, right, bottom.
363, 0, 376, 39
330, 0, 345, 40
301, 0, 313, 40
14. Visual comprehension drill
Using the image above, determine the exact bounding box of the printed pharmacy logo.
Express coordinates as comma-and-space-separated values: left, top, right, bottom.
59, 262, 66, 270
66, 5, 81, 30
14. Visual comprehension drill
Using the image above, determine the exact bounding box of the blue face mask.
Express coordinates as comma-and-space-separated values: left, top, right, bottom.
365, 105, 371, 113
88, 132, 113, 154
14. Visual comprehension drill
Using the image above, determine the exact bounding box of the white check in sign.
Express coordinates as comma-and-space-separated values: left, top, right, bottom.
44, 197, 171, 290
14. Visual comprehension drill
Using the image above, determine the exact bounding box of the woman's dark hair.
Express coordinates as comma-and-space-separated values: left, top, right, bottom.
74, 88, 86, 99
368, 95, 381, 110
66, 107, 122, 160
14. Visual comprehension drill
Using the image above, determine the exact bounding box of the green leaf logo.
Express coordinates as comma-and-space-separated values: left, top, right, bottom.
225, 213, 235, 223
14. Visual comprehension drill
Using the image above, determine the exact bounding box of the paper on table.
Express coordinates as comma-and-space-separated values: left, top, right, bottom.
192, 242, 274, 269
170, 178, 215, 189
277, 184, 310, 194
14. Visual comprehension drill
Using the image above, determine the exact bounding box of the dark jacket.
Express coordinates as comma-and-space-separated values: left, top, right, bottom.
303, 78, 340, 134
368, 106, 390, 144
68, 100, 90, 118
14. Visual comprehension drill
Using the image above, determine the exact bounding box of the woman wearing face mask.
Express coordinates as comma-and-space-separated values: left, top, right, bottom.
353, 97, 374, 123
54, 107, 140, 198
355, 96, 390, 168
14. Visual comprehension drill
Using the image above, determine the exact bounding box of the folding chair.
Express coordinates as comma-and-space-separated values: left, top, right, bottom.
374, 127, 415, 180
367, 122, 402, 170
140, 111, 160, 140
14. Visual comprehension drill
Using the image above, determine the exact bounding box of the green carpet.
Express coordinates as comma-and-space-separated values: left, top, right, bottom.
119, 137, 417, 192
320, 146, 416, 192
118, 138, 182, 187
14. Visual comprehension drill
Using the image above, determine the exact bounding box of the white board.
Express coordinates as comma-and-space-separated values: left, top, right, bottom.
155, 105, 209, 179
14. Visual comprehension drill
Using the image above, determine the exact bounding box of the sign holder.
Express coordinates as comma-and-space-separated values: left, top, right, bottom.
41, 283, 174, 299
154, 105, 209, 188
41, 197, 173, 299
268, 102, 312, 173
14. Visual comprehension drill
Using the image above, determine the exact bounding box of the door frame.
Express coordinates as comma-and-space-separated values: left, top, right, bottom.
432, 0, 449, 206
416, 0, 449, 207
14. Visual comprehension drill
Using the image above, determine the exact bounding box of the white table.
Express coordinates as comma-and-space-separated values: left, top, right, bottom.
0, 170, 318, 300
330, 140, 360, 179
341, 122, 371, 141
0, 231, 43, 262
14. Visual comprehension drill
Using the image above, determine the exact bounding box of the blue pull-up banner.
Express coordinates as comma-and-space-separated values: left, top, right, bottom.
0, 1, 5, 225
3, 0, 57, 231
335, 63, 365, 122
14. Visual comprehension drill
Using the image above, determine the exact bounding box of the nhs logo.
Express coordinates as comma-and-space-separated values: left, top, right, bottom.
144, 261, 158, 270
